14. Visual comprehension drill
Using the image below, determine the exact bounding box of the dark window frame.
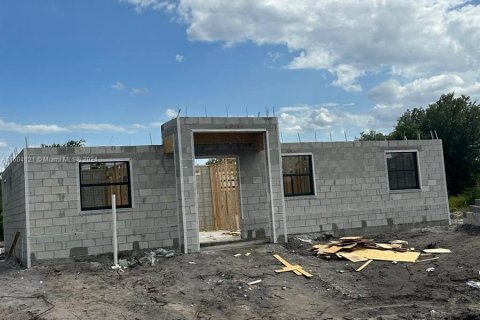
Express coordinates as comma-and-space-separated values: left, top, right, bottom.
282, 154, 315, 197
386, 151, 420, 191
79, 161, 132, 211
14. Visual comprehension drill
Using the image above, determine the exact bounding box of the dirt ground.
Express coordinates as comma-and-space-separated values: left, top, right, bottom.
1, 224, 480, 320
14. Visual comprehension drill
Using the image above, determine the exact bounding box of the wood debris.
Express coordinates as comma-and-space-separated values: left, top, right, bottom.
416, 257, 440, 263
312, 236, 421, 263
356, 259, 373, 272
423, 248, 451, 254
273, 254, 313, 278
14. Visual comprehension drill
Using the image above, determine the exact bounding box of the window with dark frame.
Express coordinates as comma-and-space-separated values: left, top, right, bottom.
282, 155, 314, 197
386, 152, 420, 190
79, 161, 132, 211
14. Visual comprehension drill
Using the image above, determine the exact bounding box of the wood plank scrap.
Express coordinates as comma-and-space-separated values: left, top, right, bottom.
337, 251, 369, 263
416, 257, 440, 263
6, 232, 20, 260
356, 259, 373, 272
273, 254, 301, 276
273, 254, 313, 278
423, 248, 451, 254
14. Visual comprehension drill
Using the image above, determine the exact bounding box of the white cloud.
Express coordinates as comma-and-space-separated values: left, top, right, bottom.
130, 123, 147, 130
165, 108, 178, 118
70, 123, 145, 133
330, 64, 364, 92
278, 103, 378, 135
130, 88, 150, 96
111, 81, 126, 91
150, 121, 164, 128
0, 119, 69, 134
175, 54, 184, 63
265, 51, 283, 65
119, 0, 176, 13
0, 141, 8, 148
176, 0, 480, 92
369, 73, 480, 106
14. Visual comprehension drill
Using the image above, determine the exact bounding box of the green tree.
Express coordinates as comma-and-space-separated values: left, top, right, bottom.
41, 139, 85, 148
357, 130, 390, 141
422, 94, 480, 194
390, 93, 480, 194
389, 108, 427, 140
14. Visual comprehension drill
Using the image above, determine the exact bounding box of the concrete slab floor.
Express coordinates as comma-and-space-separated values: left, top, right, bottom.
199, 230, 241, 244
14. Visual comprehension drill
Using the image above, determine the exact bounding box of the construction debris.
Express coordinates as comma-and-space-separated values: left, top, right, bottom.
118, 259, 129, 268
222, 231, 241, 237
273, 254, 313, 278
356, 259, 373, 272
247, 280, 262, 285
135, 248, 175, 266
6, 232, 20, 261
312, 236, 421, 263
297, 238, 313, 244
466, 281, 480, 290
423, 248, 452, 254
416, 257, 440, 263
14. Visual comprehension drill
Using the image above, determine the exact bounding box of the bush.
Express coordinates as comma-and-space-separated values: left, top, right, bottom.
449, 186, 480, 212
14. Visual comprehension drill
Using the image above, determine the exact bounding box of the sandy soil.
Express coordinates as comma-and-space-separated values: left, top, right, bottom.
1, 224, 480, 320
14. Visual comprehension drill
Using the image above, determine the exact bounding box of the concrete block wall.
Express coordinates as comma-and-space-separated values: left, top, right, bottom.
196, 165, 214, 230
281, 140, 449, 235
25, 145, 178, 263
464, 212, 480, 226
237, 149, 271, 240
1, 150, 27, 265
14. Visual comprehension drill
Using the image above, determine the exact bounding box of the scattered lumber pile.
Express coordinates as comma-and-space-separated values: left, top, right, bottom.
312, 236, 420, 263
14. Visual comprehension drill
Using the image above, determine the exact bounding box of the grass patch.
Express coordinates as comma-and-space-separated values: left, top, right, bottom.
449, 186, 480, 212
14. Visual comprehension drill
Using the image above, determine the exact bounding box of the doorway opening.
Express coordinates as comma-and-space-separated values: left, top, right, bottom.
195, 157, 242, 245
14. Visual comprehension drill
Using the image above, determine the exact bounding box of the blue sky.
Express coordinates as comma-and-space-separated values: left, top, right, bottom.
1, 0, 480, 169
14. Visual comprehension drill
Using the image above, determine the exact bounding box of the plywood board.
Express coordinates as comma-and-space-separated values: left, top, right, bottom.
337, 252, 369, 263
353, 248, 420, 262
209, 159, 240, 231
376, 243, 394, 250
322, 246, 343, 254
423, 248, 451, 254
312, 244, 329, 250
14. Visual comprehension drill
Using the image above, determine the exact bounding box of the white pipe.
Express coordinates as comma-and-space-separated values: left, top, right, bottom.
112, 194, 119, 268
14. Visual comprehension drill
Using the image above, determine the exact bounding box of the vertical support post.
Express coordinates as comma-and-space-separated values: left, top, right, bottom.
112, 194, 119, 268
265, 132, 277, 243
